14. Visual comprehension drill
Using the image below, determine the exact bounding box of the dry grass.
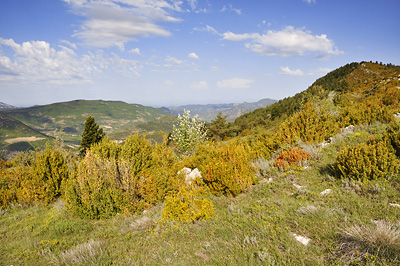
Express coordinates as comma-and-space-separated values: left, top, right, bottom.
48, 239, 104, 266
341, 220, 400, 257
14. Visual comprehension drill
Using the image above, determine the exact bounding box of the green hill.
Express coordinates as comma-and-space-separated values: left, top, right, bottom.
233, 62, 400, 131
2, 100, 170, 147
0, 113, 51, 159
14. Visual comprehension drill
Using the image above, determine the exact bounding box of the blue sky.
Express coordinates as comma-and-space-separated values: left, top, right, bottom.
0, 0, 399, 107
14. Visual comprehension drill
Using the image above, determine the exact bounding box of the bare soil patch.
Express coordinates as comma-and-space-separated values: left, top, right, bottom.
5, 136, 45, 144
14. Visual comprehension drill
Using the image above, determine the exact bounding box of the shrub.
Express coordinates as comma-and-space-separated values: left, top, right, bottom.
64, 134, 184, 218
192, 142, 256, 196
161, 185, 214, 223
170, 110, 208, 156
334, 140, 399, 181
277, 102, 339, 144
387, 121, 400, 157
273, 147, 311, 171
244, 131, 280, 160
64, 151, 123, 219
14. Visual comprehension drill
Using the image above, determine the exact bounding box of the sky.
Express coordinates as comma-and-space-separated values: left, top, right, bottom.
0, 0, 399, 107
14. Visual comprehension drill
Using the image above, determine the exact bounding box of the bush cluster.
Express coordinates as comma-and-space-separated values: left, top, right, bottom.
0, 145, 69, 208
191, 142, 256, 196
64, 135, 183, 219
273, 147, 311, 171
161, 184, 214, 223
277, 102, 339, 145
334, 140, 399, 181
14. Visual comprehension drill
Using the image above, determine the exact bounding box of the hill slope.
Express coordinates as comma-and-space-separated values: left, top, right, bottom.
233, 62, 400, 131
0, 113, 51, 159
2, 100, 169, 146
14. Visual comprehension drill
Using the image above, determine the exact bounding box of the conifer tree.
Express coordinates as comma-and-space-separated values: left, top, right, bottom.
79, 116, 105, 156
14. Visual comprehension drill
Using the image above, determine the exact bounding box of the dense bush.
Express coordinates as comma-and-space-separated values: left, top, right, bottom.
277, 102, 339, 144
387, 121, 400, 157
161, 184, 214, 223
273, 147, 311, 171
0, 145, 69, 208
334, 140, 399, 181
192, 142, 256, 196
64, 134, 184, 219
243, 130, 280, 160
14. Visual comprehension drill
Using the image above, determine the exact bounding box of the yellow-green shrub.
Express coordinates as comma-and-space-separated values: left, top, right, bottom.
192, 142, 256, 196
334, 140, 399, 181
277, 102, 339, 144
64, 151, 124, 219
64, 134, 183, 219
244, 130, 280, 160
274, 147, 311, 171
161, 185, 214, 223
0, 146, 69, 207
387, 121, 400, 157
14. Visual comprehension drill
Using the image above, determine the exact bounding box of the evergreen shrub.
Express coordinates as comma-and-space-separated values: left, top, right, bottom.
334, 140, 399, 181
161, 185, 214, 223
192, 142, 256, 196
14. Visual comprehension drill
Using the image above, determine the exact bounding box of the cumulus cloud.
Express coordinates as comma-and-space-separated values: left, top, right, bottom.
63, 0, 184, 48
129, 48, 141, 55
188, 52, 199, 59
164, 56, 183, 67
222, 26, 343, 57
0, 38, 142, 85
280, 66, 304, 76
217, 78, 254, 89
190, 81, 208, 89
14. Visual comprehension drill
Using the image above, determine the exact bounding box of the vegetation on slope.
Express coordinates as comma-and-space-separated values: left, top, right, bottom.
1, 62, 400, 265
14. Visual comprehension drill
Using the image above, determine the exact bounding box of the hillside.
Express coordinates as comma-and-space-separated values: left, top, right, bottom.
0, 113, 51, 159
1, 62, 400, 265
2, 100, 170, 147
233, 62, 400, 131
0, 102, 16, 110
164, 98, 276, 122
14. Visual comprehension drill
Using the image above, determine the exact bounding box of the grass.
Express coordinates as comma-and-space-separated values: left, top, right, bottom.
1, 125, 400, 265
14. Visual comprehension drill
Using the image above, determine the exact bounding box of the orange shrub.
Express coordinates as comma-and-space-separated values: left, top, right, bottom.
274, 147, 311, 171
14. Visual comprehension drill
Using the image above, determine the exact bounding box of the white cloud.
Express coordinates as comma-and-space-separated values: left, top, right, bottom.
59, 40, 77, 49
164, 55, 183, 66
193, 25, 219, 35
222, 26, 343, 57
280, 66, 304, 76
129, 48, 141, 55
221, 4, 241, 15
187, 0, 197, 10
190, 81, 208, 89
0, 38, 142, 85
63, 0, 183, 48
188, 52, 199, 59
217, 78, 254, 89
303, 0, 316, 4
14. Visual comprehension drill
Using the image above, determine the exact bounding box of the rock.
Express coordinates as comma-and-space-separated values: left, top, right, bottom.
179, 167, 202, 185
389, 203, 400, 208
291, 233, 311, 246
320, 189, 332, 196
293, 184, 302, 189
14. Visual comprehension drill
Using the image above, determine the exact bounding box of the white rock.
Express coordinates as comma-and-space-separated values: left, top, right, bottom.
293, 184, 302, 189
320, 189, 332, 196
291, 233, 311, 246
184, 168, 202, 185
389, 203, 400, 208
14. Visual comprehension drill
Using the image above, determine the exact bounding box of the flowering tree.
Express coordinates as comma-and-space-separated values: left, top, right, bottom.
170, 110, 208, 156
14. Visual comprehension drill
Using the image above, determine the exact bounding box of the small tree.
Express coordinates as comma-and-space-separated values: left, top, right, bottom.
170, 110, 207, 156
209, 112, 229, 141
79, 116, 105, 156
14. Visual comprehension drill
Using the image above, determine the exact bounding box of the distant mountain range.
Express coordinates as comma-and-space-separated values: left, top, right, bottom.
162, 98, 277, 122
0, 102, 16, 110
